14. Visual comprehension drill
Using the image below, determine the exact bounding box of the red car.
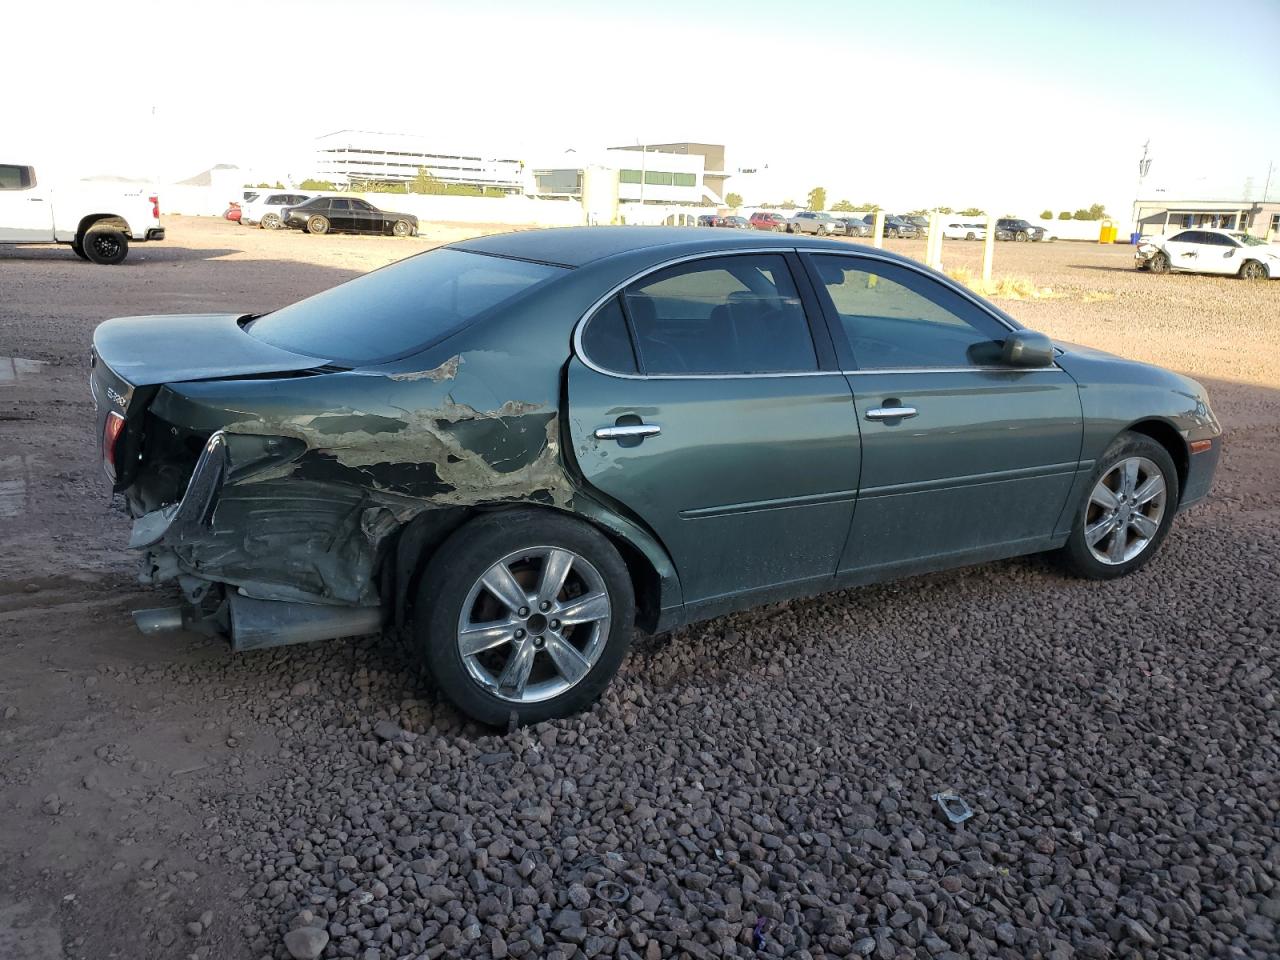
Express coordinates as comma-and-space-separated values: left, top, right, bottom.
223, 203, 242, 222
749, 211, 788, 232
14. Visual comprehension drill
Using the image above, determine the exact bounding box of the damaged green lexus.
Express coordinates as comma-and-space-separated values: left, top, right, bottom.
91, 227, 1221, 725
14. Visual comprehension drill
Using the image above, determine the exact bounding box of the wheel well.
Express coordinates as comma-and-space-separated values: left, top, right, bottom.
77, 214, 130, 241
387, 504, 663, 633
1126, 419, 1188, 501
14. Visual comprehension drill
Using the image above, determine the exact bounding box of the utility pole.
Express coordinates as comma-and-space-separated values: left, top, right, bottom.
1131, 139, 1152, 243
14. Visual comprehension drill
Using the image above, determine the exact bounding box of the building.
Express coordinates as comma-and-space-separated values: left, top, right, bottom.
1135, 195, 1280, 239
313, 130, 525, 193
532, 145, 725, 207
611, 142, 730, 205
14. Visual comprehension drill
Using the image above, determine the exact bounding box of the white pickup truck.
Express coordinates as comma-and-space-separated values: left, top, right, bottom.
0, 162, 165, 264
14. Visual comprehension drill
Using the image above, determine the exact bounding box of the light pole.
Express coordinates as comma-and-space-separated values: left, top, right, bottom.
1131, 140, 1152, 243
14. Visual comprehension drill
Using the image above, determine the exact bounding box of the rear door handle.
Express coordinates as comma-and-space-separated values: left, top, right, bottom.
865, 406, 918, 421
595, 423, 661, 440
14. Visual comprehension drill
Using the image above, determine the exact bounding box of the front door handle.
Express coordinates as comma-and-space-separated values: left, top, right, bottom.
865, 406, 918, 421
595, 423, 661, 440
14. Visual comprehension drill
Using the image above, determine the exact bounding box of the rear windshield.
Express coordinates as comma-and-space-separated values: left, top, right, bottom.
246, 248, 567, 365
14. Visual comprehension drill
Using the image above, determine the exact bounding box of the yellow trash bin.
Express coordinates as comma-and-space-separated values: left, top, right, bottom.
1098, 219, 1117, 244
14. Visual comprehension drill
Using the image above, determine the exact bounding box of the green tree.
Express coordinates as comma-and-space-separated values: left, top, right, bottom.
934, 206, 953, 215
409, 167, 446, 195
806, 187, 827, 211
1072, 204, 1108, 221
1039, 209, 1053, 220
299, 179, 336, 191
255, 182, 272, 188
780, 199, 798, 210
861, 202, 882, 212
907, 208, 928, 217
831, 199, 856, 212
957, 207, 984, 216
725, 192, 743, 209
1058, 211, 1072, 220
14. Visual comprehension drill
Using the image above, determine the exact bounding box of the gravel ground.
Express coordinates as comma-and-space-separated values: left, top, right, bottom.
1, 218, 1277, 960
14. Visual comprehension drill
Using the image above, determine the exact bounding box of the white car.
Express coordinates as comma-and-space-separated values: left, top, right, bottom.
242, 190, 317, 229
941, 221, 986, 240
1136, 228, 1278, 279
0, 161, 164, 264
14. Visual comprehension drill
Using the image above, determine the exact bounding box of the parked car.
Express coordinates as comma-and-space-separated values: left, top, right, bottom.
1135, 229, 1278, 279
0, 161, 164, 265
224, 204, 242, 222
243, 191, 316, 230
789, 211, 838, 236
749, 211, 789, 232
995, 218, 1045, 242
91, 227, 1221, 726
697, 214, 723, 227
718, 215, 750, 229
942, 221, 985, 241
281, 197, 418, 237
870, 215, 919, 239
901, 215, 931, 234
832, 217, 871, 237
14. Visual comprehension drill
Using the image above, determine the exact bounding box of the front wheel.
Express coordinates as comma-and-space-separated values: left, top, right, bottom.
1057, 432, 1179, 580
1240, 260, 1268, 280
772, 224, 783, 233
416, 510, 635, 726
261, 213, 281, 230
392, 219, 412, 238
965, 232, 975, 241
1016, 231, 1028, 242
1148, 251, 1171, 274
307, 215, 330, 235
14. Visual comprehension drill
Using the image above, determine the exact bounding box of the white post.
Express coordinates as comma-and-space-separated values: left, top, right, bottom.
873, 210, 885, 249
982, 214, 996, 285
927, 211, 942, 269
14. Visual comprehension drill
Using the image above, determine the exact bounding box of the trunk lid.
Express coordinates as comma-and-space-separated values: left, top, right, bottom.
91, 313, 331, 491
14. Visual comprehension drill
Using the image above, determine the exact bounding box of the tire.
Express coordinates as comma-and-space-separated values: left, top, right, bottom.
1148, 251, 1171, 275
1240, 260, 1268, 280
1016, 231, 1028, 242
965, 232, 975, 241
82, 228, 128, 265
70, 240, 89, 261
415, 510, 635, 726
772, 224, 783, 233
261, 213, 281, 230
392, 219, 412, 238
1057, 431, 1179, 581
307, 215, 330, 235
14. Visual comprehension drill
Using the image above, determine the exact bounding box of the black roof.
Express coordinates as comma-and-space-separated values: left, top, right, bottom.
450, 226, 869, 268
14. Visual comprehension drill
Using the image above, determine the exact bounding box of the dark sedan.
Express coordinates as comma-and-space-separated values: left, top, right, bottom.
832, 216, 871, 237
282, 196, 418, 237
697, 214, 723, 227
91, 227, 1220, 726
718, 215, 750, 229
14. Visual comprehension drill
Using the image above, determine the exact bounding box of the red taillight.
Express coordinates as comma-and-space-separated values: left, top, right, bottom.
103, 411, 126, 482
149, 195, 160, 219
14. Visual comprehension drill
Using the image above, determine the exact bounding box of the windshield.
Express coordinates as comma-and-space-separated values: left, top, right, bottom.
247, 249, 567, 365
1236, 234, 1268, 247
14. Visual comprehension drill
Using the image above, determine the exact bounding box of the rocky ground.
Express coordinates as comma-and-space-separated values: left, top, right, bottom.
1, 218, 1277, 960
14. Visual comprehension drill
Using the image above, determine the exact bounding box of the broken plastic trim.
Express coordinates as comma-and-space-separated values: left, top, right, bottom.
932, 791, 974, 825
128, 431, 228, 549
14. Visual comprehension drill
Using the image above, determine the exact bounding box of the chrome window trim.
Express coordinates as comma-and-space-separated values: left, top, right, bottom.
571, 245, 1029, 381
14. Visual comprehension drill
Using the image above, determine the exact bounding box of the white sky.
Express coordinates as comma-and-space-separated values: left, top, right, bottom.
10, 0, 1280, 214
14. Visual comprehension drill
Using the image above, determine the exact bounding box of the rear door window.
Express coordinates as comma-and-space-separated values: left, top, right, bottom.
247, 249, 567, 366
620, 254, 817, 375
0, 165, 35, 190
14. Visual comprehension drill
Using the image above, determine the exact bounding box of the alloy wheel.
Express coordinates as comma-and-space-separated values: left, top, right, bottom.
91, 234, 121, 259
456, 546, 611, 703
1084, 457, 1167, 565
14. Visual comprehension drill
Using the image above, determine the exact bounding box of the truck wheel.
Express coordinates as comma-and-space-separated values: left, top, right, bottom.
82, 228, 128, 265
307, 215, 330, 235
70, 240, 89, 261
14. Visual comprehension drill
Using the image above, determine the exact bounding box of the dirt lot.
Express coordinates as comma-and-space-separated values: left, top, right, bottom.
1, 217, 1277, 960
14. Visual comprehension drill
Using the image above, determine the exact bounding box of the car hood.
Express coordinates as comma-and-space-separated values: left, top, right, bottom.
93, 313, 331, 386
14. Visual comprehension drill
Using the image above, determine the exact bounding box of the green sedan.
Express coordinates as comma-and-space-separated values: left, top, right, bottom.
91, 228, 1222, 725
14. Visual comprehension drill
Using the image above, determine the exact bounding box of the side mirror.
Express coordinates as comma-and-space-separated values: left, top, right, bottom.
1002, 330, 1055, 368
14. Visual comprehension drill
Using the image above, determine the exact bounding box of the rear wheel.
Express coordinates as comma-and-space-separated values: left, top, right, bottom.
1148, 251, 1171, 274
307, 215, 330, 235
1240, 260, 1268, 280
1057, 432, 1178, 580
415, 510, 635, 726
82, 227, 128, 265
